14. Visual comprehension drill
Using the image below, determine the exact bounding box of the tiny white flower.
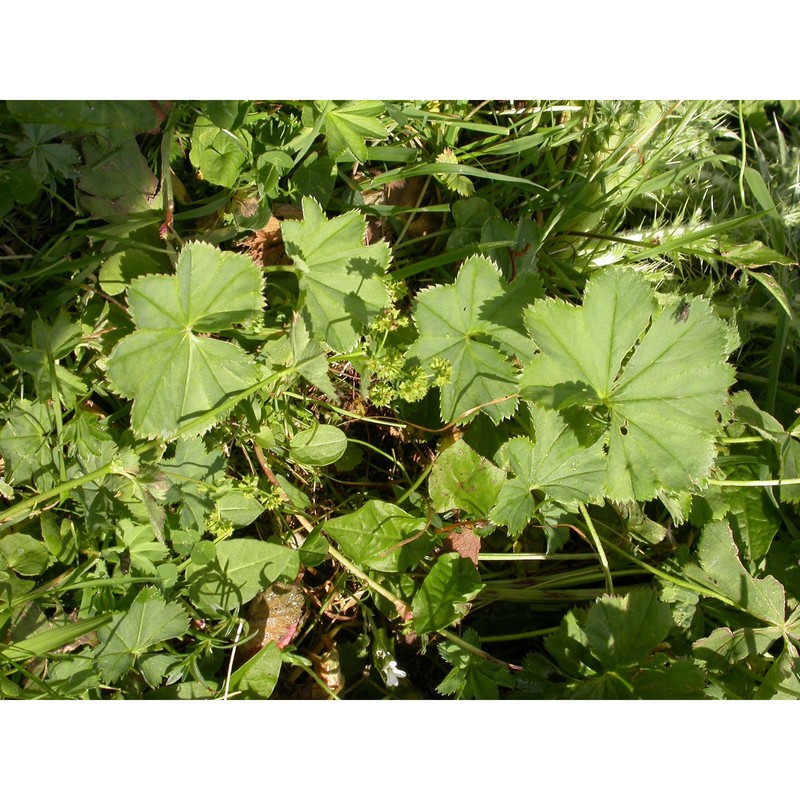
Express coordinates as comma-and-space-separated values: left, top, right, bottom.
383, 660, 407, 688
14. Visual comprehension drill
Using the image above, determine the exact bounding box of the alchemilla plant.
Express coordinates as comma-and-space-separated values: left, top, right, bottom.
1, 100, 800, 699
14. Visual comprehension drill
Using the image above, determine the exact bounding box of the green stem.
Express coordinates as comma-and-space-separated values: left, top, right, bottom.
1, 369, 290, 532
1, 462, 116, 529
326, 542, 519, 670
438, 629, 521, 671
579, 503, 613, 594
478, 552, 599, 562
326, 543, 411, 619
479, 627, 559, 643
280, 390, 406, 429
597, 534, 739, 610
394, 463, 433, 506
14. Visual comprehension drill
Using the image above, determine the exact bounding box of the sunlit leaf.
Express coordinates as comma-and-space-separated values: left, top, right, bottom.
282, 197, 389, 352
107, 242, 264, 440
490, 405, 607, 535
289, 424, 347, 467
324, 500, 429, 572
317, 100, 389, 162
408, 255, 539, 424
429, 437, 505, 518
185, 539, 300, 614
95, 588, 189, 682
521, 267, 735, 500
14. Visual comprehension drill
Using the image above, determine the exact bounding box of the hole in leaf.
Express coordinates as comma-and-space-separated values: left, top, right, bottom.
620, 423, 628, 436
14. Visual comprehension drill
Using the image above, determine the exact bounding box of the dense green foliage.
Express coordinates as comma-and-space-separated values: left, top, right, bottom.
2, 100, 800, 699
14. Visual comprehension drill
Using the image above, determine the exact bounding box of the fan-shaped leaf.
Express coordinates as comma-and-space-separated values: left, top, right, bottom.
520, 268, 735, 500
96, 587, 190, 682
490, 405, 607, 535
107, 242, 264, 440
408, 255, 540, 424
281, 197, 389, 352
317, 100, 389, 162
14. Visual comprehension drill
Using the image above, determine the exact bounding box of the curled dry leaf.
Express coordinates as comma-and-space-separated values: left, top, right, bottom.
243, 203, 302, 267
238, 581, 306, 662
445, 523, 482, 566
310, 638, 345, 699
361, 176, 440, 245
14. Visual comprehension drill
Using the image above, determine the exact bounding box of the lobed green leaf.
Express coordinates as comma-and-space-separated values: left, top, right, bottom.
521, 267, 735, 500
282, 197, 389, 352
107, 242, 265, 440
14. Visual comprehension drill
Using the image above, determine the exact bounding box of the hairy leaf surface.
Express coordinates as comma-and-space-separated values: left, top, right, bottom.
282, 197, 389, 352
408, 256, 540, 424
521, 268, 735, 500
490, 405, 606, 535
107, 242, 264, 440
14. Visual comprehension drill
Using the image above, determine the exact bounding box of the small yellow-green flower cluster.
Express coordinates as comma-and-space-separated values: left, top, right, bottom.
429, 356, 453, 388
206, 510, 234, 539
365, 353, 452, 408
370, 306, 410, 335
396, 364, 429, 403
367, 346, 406, 382
262, 486, 284, 511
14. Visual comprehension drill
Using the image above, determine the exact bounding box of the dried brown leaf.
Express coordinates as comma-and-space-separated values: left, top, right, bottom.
445, 524, 482, 566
